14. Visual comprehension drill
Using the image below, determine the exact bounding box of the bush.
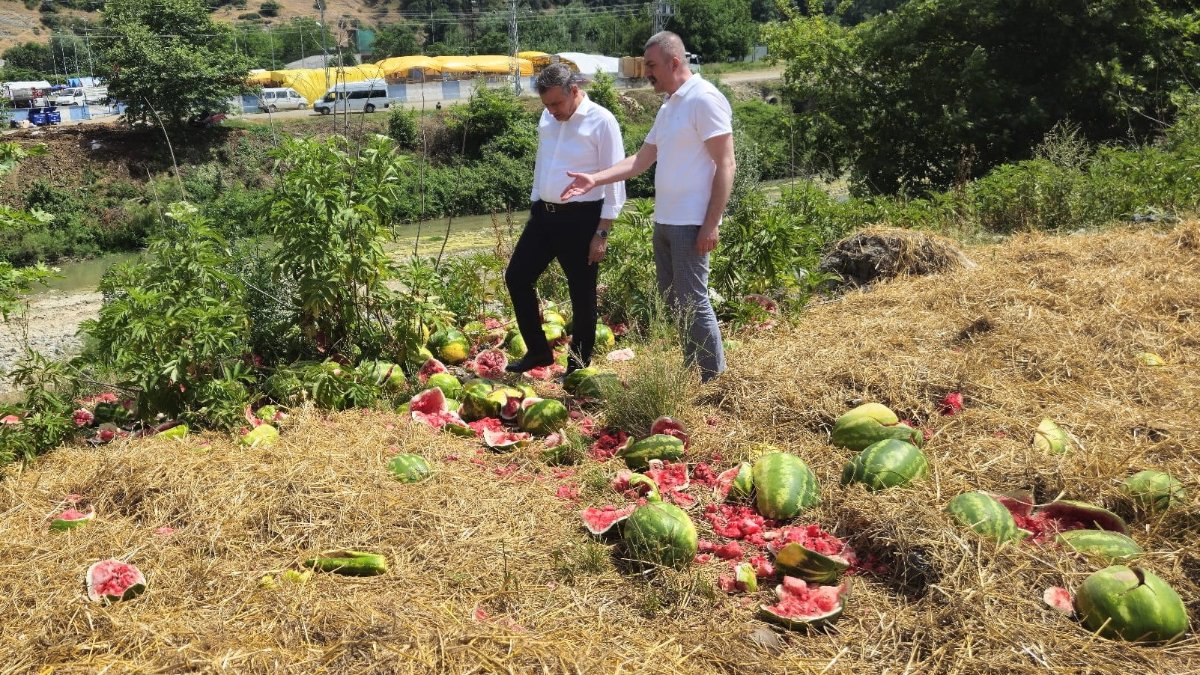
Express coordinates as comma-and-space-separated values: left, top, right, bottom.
387, 107, 420, 150
588, 72, 625, 128
258, 1, 279, 16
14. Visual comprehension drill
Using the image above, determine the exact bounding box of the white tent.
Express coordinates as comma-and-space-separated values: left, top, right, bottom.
556, 52, 620, 76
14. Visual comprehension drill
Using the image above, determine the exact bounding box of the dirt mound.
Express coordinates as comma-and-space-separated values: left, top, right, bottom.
1, 224, 1197, 672
817, 227, 977, 287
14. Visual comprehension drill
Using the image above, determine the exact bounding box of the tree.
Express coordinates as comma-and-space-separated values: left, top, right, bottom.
766, 0, 1200, 195
2, 43, 54, 74
588, 72, 624, 127
373, 21, 422, 58
97, 0, 254, 127
670, 0, 756, 62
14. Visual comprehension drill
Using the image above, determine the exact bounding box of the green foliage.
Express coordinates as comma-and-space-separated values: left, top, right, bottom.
733, 100, 797, 180
0, 351, 79, 464
670, 0, 757, 62
765, 0, 1200, 195
387, 106, 421, 150
373, 20, 422, 58
258, 1, 279, 17
446, 85, 535, 159
98, 0, 254, 127
597, 199, 659, 328
82, 202, 253, 427
588, 72, 625, 128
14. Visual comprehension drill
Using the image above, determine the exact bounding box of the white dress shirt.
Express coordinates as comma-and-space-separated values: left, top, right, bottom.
643, 75, 733, 225
530, 93, 627, 220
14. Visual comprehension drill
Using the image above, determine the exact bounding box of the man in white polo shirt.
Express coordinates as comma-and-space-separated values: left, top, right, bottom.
561, 31, 734, 382
504, 64, 626, 375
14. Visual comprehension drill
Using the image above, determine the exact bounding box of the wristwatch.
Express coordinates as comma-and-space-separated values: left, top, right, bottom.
595, 229, 610, 239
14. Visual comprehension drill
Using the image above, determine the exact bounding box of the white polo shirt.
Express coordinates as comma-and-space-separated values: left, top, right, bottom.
643, 75, 733, 225
530, 94, 627, 220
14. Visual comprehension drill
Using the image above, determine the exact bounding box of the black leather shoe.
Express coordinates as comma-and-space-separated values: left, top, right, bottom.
505, 354, 554, 373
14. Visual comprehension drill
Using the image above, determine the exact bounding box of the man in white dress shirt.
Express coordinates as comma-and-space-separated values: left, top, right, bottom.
504, 64, 626, 375
560, 32, 734, 382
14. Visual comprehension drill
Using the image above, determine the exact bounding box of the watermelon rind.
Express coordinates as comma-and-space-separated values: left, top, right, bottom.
563, 367, 600, 394
757, 580, 845, 630
1123, 471, 1187, 512
947, 491, 1022, 543
1055, 530, 1143, 563
425, 372, 463, 400
1032, 418, 1071, 454
387, 454, 432, 483
1074, 565, 1188, 644
519, 399, 569, 436
1038, 500, 1127, 534
752, 452, 819, 520
620, 475, 698, 569
840, 439, 928, 491
240, 424, 279, 448
580, 505, 637, 536
51, 506, 96, 532
830, 403, 923, 451
575, 372, 621, 400
483, 429, 531, 450
304, 550, 389, 576
620, 434, 685, 471
714, 462, 754, 501
774, 542, 850, 584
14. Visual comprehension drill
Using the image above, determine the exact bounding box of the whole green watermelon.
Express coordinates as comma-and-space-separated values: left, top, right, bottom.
947, 491, 1021, 543
752, 452, 819, 520
831, 403, 923, 451
1074, 566, 1188, 644
622, 476, 698, 569
841, 439, 929, 491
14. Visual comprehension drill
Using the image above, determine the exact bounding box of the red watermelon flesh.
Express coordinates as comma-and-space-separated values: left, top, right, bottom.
765, 525, 857, 566
418, 358, 448, 384
471, 349, 509, 380
649, 416, 690, 448
643, 460, 690, 492
483, 429, 531, 450
410, 387, 448, 414
1043, 586, 1074, 615
86, 559, 146, 603
468, 417, 504, 435
588, 429, 632, 461
762, 577, 843, 622
581, 504, 637, 535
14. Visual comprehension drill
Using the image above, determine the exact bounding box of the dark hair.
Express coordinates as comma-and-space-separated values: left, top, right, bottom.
535, 63, 580, 95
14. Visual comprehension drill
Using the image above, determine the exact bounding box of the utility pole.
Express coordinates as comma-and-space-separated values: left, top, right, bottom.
318, 0, 330, 91
508, 0, 519, 94
653, 0, 674, 34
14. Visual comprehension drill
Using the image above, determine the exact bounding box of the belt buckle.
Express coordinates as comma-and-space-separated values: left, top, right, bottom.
545, 202, 557, 213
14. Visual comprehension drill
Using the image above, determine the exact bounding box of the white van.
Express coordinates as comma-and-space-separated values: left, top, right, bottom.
257, 87, 308, 112
53, 86, 108, 106
313, 79, 394, 114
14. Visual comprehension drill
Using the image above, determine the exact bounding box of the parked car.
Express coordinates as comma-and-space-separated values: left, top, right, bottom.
52, 86, 108, 106
256, 87, 308, 112
313, 80, 393, 114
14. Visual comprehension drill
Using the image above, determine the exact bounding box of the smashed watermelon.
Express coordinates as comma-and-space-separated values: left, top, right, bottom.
417, 358, 449, 385
588, 429, 632, 461
649, 416, 691, 449
86, 559, 147, 604
758, 577, 845, 629
470, 349, 509, 380
410, 387, 468, 430
581, 504, 637, 535
483, 428, 531, 450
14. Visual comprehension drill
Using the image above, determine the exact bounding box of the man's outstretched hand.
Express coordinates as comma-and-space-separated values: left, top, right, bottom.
560, 172, 597, 201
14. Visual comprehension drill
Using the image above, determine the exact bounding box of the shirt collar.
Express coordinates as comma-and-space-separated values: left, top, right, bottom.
668, 74, 702, 100
572, 92, 594, 118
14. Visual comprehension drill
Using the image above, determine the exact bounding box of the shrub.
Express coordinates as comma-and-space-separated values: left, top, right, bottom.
387, 106, 420, 150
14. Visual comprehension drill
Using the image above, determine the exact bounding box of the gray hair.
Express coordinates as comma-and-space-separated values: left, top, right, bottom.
644, 31, 686, 61
535, 64, 580, 95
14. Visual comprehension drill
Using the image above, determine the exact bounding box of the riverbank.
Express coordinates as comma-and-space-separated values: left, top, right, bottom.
0, 290, 101, 394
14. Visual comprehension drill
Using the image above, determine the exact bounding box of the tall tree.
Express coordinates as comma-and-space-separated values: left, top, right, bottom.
373, 21, 422, 58
766, 0, 1200, 195
97, 0, 253, 127
670, 0, 756, 62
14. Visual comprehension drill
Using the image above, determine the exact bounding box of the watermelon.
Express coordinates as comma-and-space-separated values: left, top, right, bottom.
483, 428, 531, 450
1135, 351, 1165, 367
519, 398, 569, 436
542, 323, 565, 344
773, 542, 850, 584
1037, 500, 1127, 534
1074, 566, 1188, 644
751, 452, 819, 520
409, 387, 465, 429
470, 349, 509, 380
649, 416, 690, 449
543, 309, 567, 327
619, 434, 685, 471
1056, 530, 1143, 562
428, 328, 470, 365
387, 454, 432, 483
424, 372, 463, 400
417, 358, 448, 384
574, 372, 621, 400
51, 506, 96, 532
156, 423, 189, 440
1033, 418, 1070, 454
1123, 471, 1186, 512
505, 331, 528, 359
460, 388, 506, 422
581, 504, 637, 536
304, 550, 389, 577
947, 491, 1022, 543
734, 561, 758, 592
86, 559, 147, 603
830, 403, 923, 451
364, 360, 405, 391
241, 424, 279, 448
595, 323, 616, 349
563, 367, 599, 394
1044, 586, 1075, 614
621, 475, 698, 569
840, 439, 928, 491
714, 462, 754, 501
758, 576, 845, 630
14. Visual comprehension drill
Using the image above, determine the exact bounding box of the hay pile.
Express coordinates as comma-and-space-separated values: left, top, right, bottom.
2, 225, 1199, 673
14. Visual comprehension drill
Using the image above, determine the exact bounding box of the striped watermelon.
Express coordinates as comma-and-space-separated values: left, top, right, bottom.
1038, 500, 1127, 534
1075, 566, 1188, 644
947, 491, 1022, 543
424, 372, 463, 400
714, 462, 754, 501
752, 452, 819, 520
830, 403, 923, 451
575, 372, 621, 400
840, 439, 928, 491
387, 454, 432, 483
621, 475, 698, 569
758, 577, 845, 630
1056, 530, 1143, 562
1123, 470, 1186, 512
563, 367, 600, 394
519, 398, 569, 436
51, 506, 96, 532
773, 542, 850, 584
428, 328, 470, 364
619, 434, 685, 471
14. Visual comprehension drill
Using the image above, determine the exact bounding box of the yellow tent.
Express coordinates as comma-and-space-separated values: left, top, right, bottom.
375, 55, 442, 83
246, 70, 274, 86
260, 66, 388, 104
517, 51, 553, 68
431, 55, 476, 77
465, 55, 533, 76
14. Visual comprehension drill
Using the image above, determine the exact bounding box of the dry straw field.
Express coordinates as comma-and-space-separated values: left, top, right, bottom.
2, 223, 1198, 673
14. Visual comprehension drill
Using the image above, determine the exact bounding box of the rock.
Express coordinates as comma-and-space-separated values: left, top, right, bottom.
817, 228, 977, 289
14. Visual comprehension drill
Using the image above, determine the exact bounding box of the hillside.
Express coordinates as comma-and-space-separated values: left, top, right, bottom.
2, 224, 1198, 672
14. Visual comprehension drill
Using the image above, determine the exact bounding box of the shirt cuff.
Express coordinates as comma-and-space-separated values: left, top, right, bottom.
600, 205, 621, 220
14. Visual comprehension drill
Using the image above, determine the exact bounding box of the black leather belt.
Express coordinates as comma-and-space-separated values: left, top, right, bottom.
538, 200, 602, 213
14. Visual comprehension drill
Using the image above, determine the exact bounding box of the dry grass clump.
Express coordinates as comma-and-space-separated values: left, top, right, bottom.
817, 226, 979, 287
2, 222, 1199, 672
